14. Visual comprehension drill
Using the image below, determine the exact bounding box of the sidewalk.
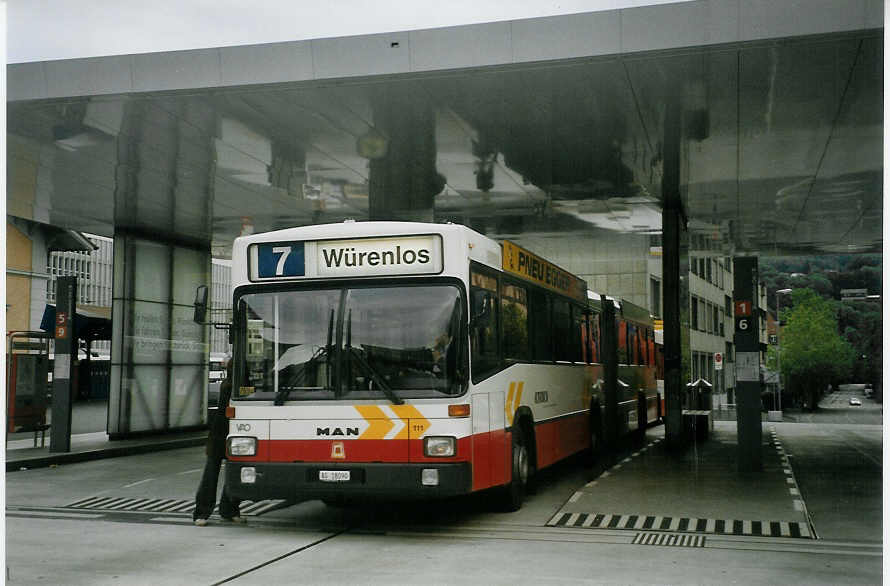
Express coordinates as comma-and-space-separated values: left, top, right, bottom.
6, 399, 208, 471
547, 420, 815, 538
6, 429, 206, 471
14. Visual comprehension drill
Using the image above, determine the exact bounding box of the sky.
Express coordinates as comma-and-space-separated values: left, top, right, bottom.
7, 0, 685, 63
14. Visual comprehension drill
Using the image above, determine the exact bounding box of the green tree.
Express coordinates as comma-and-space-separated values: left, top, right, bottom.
779, 288, 854, 410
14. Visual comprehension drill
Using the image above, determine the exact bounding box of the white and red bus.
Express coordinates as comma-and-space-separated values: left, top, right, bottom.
223, 221, 658, 510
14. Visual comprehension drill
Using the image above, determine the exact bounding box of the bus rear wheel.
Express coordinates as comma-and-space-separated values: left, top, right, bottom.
499, 427, 530, 512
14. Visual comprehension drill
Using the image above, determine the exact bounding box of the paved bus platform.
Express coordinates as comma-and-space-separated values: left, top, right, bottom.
546, 420, 815, 540
5, 429, 206, 471
6, 416, 814, 542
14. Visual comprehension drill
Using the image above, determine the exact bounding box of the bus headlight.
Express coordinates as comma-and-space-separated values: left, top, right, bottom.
228, 436, 257, 456
424, 436, 456, 457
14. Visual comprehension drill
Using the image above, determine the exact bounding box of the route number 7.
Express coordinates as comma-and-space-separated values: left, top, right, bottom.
272, 246, 292, 276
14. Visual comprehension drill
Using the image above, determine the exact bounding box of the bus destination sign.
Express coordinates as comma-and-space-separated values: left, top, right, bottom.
250, 235, 443, 280
502, 241, 587, 302
257, 242, 306, 278
316, 235, 442, 277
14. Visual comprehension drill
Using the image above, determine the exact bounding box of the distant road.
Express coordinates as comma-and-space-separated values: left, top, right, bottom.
783, 387, 882, 425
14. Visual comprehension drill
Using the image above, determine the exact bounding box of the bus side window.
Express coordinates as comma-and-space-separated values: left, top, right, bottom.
580, 315, 590, 364
529, 289, 552, 361
470, 269, 500, 381
617, 319, 628, 364
552, 299, 571, 361
648, 328, 655, 367
501, 282, 529, 361
590, 313, 601, 363
570, 305, 584, 363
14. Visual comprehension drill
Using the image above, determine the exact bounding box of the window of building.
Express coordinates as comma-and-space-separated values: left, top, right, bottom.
650, 277, 661, 317
690, 296, 699, 330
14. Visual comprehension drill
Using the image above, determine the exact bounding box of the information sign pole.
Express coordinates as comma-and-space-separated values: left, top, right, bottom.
50, 276, 77, 452
733, 258, 761, 472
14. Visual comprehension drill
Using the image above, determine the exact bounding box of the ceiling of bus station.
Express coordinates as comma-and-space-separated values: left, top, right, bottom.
7, 30, 882, 259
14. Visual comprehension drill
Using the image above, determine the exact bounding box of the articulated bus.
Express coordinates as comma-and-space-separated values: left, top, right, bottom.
223, 221, 659, 510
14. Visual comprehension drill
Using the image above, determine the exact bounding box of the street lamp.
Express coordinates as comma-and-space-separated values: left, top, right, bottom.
775, 288, 792, 411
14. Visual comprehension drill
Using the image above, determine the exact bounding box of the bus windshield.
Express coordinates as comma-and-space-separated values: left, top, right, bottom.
235, 284, 464, 402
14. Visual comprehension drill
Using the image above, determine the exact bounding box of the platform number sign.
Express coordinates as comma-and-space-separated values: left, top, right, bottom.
257, 242, 305, 278
734, 300, 752, 333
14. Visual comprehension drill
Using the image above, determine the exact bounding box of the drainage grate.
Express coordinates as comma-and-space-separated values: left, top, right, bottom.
633, 532, 705, 547
66, 496, 287, 516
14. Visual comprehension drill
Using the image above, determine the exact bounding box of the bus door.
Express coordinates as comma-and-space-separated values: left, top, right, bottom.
470, 391, 509, 491
471, 394, 491, 490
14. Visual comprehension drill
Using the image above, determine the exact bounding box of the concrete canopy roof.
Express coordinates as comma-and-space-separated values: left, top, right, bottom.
7, 0, 883, 259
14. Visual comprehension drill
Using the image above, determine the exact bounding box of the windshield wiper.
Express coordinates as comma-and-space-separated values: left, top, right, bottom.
274, 309, 334, 405
346, 346, 404, 405
343, 309, 403, 405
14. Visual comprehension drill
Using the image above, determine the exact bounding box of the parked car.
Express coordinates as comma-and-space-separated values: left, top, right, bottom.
849, 397, 862, 406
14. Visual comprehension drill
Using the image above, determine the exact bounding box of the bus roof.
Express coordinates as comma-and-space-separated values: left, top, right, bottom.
231, 220, 590, 305
231, 220, 500, 288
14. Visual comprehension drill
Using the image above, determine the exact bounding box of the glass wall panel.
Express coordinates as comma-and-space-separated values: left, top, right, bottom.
133, 239, 171, 303
109, 233, 210, 436
168, 365, 205, 427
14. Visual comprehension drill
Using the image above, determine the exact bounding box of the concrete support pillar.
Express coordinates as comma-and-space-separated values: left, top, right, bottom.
368, 88, 443, 221
733, 256, 762, 472
601, 298, 619, 455
108, 232, 210, 438
662, 86, 687, 451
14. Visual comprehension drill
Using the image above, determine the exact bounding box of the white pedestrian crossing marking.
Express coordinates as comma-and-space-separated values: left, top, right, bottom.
67, 495, 288, 516
549, 511, 812, 538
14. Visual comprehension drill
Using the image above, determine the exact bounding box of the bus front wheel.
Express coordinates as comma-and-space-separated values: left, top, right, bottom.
500, 427, 530, 512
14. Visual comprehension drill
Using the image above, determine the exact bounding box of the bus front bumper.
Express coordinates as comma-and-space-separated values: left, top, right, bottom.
225, 461, 473, 501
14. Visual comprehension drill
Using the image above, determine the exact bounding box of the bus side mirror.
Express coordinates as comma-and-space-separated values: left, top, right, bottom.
193, 286, 209, 324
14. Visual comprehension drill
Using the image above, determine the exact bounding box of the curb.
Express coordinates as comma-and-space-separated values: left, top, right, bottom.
7, 437, 205, 471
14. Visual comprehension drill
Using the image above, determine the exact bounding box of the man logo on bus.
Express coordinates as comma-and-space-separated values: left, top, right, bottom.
317, 427, 360, 437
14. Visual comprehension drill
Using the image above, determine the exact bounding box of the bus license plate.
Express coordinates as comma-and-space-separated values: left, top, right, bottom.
319, 470, 350, 482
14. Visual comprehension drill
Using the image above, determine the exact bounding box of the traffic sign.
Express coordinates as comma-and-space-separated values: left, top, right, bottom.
714, 352, 723, 371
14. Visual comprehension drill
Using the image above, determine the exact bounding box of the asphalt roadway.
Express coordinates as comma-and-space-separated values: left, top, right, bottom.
5, 391, 883, 585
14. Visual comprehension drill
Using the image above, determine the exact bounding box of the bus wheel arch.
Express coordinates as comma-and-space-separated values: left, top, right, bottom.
500, 410, 536, 511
